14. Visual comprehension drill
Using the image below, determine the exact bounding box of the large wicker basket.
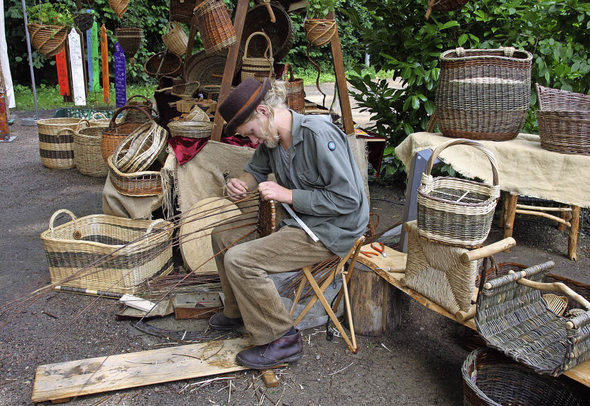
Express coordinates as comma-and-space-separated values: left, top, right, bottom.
27, 23, 68, 58
417, 139, 500, 248
169, 0, 198, 25
194, 0, 236, 54
462, 347, 587, 406
74, 126, 109, 177
162, 21, 188, 57
240, 2, 293, 62
107, 155, 163, 197
41, 209, 173, 295
144, 51, 182, 78
101, 106, 153, 162
241, 32, 274, 82
37, 118, 84, 169
536, 84, 590, 155
435, 47, 533, 141
284, 63, 305, 113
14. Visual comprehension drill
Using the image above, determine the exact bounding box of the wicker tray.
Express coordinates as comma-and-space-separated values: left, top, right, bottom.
41, 209, 173, 295
107, 154, 163, 197
463, 347, 587, 406
417, 138, 500, 248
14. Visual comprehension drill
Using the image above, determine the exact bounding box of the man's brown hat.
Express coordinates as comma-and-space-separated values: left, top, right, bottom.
218, 78, 271, 136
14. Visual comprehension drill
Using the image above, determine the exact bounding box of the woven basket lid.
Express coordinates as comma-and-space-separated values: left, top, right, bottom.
180, 197, 240, 275
239, 3, 293, 62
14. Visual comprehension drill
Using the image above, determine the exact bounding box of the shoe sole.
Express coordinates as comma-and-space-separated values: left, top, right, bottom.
209, 322, 244, 331
236, 351, 303, 370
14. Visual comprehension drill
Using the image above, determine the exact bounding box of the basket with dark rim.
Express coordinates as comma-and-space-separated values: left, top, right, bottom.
462, 347, 588, 406
41, 209, 173, 295
37, 118, 85, 169
144, 52, 182, 78
27, 23, 68, 58
284, 63, 305, 113
536, 84, 590, 156
169, 0, 198, 25
240, 2, 293, 62
101, 105, 153, 162
107, 154, 163, 197
475, 260, 590, 377
168, 120, 213, 139
194, 0, 237, 54
434, 47, 533, 141
241, 31, 274, 82
115, 27, 143, 61
417, 138, 500, 248
74, 126, 109, 177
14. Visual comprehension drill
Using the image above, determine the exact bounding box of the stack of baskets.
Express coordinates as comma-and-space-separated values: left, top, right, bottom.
101, 105, 154, 162
536, 84, 590, 155
36, 118, 85, 169
434, 47, 533, 141
416, 139, 500, 248
41, 209, 173, 295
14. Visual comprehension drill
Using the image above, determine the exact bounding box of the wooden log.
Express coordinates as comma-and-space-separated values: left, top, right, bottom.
460, 237, 516, 264
261, 370, 279, 388
569, 205, 580, 261
349, 265, 405, 336
503, 193, 518, 242
515, 209, 571, 226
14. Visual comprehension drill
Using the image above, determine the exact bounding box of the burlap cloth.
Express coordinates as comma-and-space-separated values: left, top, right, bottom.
396, 132, 590, 208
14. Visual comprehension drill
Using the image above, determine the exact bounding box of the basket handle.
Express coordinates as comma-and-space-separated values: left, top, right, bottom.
244, 31, 273, 60
423, 138, 500, 187
127, 94, 152, 106
77, 119, 91, 130
56, 128, 77, 138
284, 62, 294, 82
91, 112, 108, 121
49, 209, 77, 230
146, 219, 168, 234
108, 105, 153, 130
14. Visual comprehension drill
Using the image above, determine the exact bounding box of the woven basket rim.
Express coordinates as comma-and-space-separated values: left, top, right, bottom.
418, 177, 499, 208
107, 153, 162, 178
440, 47, 533, 62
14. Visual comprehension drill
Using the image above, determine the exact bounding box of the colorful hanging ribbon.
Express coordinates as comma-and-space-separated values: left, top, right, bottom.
100, 24, 110, 104
90, 21, 100, 94
68, 28, 86, 106
55, 49, 70, 97
114, 42, 127, 108
86, 22, 92, 93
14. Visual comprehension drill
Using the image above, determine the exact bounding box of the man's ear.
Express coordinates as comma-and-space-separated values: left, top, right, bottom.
256, 104, 269, 117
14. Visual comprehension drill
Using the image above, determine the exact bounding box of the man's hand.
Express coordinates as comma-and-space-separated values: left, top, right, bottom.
225, 178, 250, 201
258, 181, 293, 204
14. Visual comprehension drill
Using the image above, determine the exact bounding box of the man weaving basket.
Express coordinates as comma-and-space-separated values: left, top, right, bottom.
209, 77, 369, 369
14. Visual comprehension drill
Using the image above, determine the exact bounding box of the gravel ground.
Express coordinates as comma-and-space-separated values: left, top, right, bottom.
1, 109, 589, 405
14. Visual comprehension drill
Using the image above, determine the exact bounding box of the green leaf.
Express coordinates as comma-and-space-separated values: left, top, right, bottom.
458, 34, 468, 46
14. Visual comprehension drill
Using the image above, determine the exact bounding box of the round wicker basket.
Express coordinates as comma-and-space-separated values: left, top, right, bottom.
27, 23, 68, 58
74, 126, 109, 177
144, 52, 182, 78
240, 2, 293, 62
168, 120, 214, 139
101, 106, 153, 162
162, 21, 188, 56
37, 118, 84, 169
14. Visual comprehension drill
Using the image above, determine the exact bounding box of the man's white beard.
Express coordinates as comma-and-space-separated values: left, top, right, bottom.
259, 115, 280, 148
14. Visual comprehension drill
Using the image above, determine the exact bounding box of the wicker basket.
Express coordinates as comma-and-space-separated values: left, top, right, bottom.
240, 2, 293, 62
417, 139, 500, 248
74, 12, 94, 32
435, 47, 533, 141
284, 63, 305, 113
536, 84, 590, 155
115, 28, 143, 61
41, 209, 173, 295
27, 23, 68, 58
37, 118, 85, 169
101, 106, 153, 162
241, 32, 274, 82
184, 51, 238, 91
476, 261, 590, 376
74, 126, 109, 177
169, 0, 198, 25
304, 18, 337, 48
112, 121, 168, 173
462, 347, 587, 406
144, 52, 182, 78
162, 21, 188, 56
168, 120, 213, 139
125, 95, 154, 122
108, 0, 128, 18
194, 0, 236, 54
107, 155, 162, 196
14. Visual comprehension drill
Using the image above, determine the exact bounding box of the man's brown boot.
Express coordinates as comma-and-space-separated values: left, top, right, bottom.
209, 312, 243, 331
236, 329, 303, 369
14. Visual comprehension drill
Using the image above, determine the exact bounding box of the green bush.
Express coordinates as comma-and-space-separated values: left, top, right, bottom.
345, 0, 589, 183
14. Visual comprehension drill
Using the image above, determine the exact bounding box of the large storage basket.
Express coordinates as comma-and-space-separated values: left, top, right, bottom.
41, 209, 173, 295
74, 126, 109, 177
284, 63, 305, 113
107, 155, 163, 197
462, 347, 587, 406
536, 84, 590, 155
101, 106, 153, 162
37, 118, 84, 169
194, 0, 236, 54
435, 47, 533, 141
417, 139, 500, 248
241, 32, 274, 82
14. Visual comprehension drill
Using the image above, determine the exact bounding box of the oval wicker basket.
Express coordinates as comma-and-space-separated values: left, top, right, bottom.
74, 126, 109, 177
304, 18, 337, 48
435, 47, 533, 141
162, 21, 188, 56
168, 120, 213, 139
27, 23, 68, 58
240, 2, 293, 62
37, 118, 85, 169
144, 52, 182, 78
101, 106, 153, 162
241, 32, 274, 82
107, 154, 163, 197
536, 84, 590, 156
194, 0, 237, 54
462, 348, 586, 406
417, 138, 500, 248
284, 63, 305, 113
115, 27, 143, 61
112, 121, 168, 173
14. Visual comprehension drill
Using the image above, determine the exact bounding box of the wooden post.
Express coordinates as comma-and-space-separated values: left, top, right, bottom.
503, 193, 519, 242
330, 23, 354, 135
210, 0, 249, 141
498, 191, 507, 228
568, 205, 580, 261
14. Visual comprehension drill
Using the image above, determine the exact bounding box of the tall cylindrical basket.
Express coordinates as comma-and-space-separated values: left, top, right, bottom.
194, 0, 237, 54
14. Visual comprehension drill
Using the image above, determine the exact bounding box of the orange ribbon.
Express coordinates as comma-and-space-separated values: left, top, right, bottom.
100, 24, 110, 104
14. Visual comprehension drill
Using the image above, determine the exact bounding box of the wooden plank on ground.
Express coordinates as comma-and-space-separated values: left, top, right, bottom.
32, 338, 250, 403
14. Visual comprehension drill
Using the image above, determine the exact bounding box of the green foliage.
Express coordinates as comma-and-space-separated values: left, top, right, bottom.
345, 0, 589, 183
306, 0, 343, 18
27, 3, 74, 27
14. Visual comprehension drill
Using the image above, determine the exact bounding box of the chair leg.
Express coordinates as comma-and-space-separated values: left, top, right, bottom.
503, 193, 519, 245
340, 270, 358, 352
498, 191, 507, 228
290, 274, 307, 317
292, 267, 338, 326
302, 267, 356, 353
